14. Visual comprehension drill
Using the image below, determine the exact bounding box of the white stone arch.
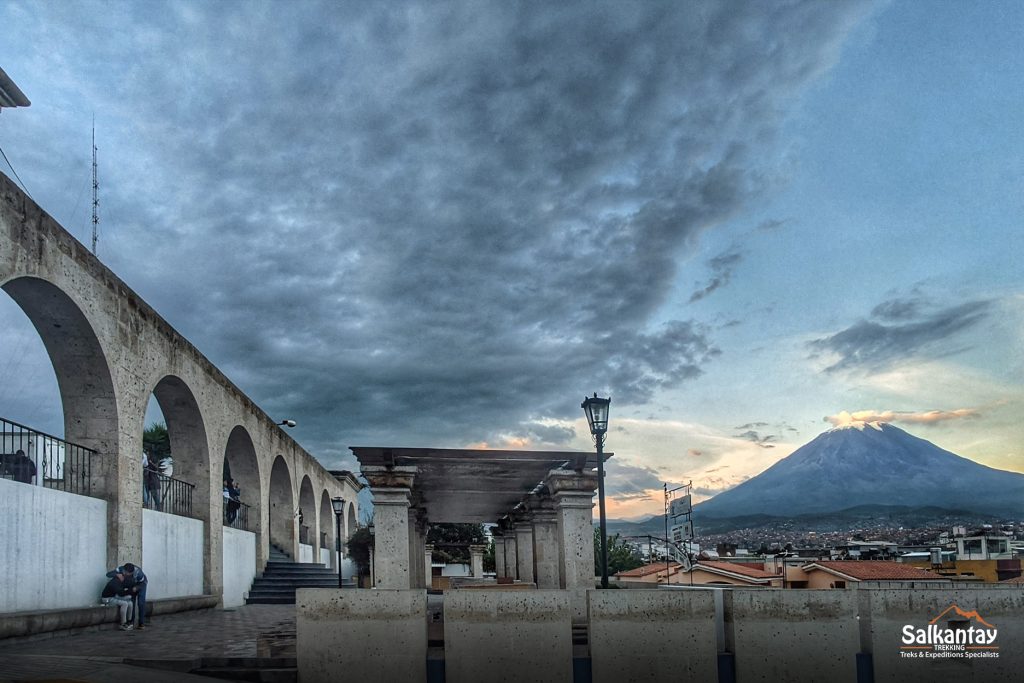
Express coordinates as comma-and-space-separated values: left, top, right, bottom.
298, 474, 317, 558
319, 489, 334, 568
0, 276, 119, 495
222, 425, 262, 534
268, 455, 295, 558
145, 374, 212, 520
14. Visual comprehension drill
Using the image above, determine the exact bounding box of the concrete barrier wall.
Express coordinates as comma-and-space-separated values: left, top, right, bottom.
299, 542, 314, 563
142, 509, 204, 599
866, 585, 1024, 682
297, 589, 427, 683
444, 589, 572, 683
0, 479, 107, 611
221, 526, 256, 608
729, 589, 860, 683
588, 589, 718, 683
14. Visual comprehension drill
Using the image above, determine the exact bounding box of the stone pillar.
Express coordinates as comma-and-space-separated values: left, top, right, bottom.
493, 530, 506, 579
408, 507, 422, 588
424, 543, 435, 590
514, 518, 535, 584
469, 544, 486, 578
530, 497, 561, 589
363, 466, 416, 589
546, 469, 598, 590
503, 530, 518, 580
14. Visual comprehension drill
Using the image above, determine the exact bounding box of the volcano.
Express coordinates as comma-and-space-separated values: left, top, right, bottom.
695, 423, 1024, 518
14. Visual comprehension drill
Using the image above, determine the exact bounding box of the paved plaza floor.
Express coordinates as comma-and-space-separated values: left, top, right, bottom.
0, 604, 296, 682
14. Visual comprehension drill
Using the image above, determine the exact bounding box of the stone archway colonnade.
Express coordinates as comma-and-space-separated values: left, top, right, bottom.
0, 171, 358, 607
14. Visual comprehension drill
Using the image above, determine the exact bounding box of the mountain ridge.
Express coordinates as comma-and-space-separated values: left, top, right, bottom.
693, 423, 1024, 519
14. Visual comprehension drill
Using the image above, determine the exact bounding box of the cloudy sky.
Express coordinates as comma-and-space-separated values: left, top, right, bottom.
1, 1, 1022, 519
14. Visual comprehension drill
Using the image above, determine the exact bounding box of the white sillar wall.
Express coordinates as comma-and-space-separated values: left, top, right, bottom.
0, 479, 108, 612
319, 547, 331, 567
299, 543, 314, 563
221, 527, 257, 608
142, 509, 204, 599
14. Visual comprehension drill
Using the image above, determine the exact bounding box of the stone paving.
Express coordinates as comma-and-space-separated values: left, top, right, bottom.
0, 604, 296, 681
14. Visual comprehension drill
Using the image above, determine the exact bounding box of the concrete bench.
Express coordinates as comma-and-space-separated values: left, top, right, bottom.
0, 594, 219, 640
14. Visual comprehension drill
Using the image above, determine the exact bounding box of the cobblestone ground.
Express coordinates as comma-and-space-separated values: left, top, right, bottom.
0, 604, 296, 681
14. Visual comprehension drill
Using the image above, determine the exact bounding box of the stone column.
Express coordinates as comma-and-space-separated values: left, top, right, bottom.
493, 529, 506, 579
545, 469, 598, 590
529, 497, 561, 589
503, 529, 518, 580
363, 466, 416, 589
514, 517, 535, 584
408, 507, 422, 588
425, 543, 435, 590
469, 544, 486, 578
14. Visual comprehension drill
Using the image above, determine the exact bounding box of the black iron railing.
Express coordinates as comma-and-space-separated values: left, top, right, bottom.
1, 416, 96, 497
145, 473, 194, 517
223, 500, 250, 531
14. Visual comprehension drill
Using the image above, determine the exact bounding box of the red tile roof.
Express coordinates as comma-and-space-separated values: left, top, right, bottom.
804, 561, 947, 581
696, 561, 780, 580
999, 575, 1024, 584
615, 562, 681, 578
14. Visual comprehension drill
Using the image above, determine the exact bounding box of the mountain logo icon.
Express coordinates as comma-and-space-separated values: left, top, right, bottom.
929, 604, 996, 629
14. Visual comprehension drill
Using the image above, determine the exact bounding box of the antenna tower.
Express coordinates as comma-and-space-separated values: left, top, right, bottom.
91, 118, 99, 255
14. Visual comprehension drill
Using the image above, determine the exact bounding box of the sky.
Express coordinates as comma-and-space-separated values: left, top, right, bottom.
1, 1, 1022, 521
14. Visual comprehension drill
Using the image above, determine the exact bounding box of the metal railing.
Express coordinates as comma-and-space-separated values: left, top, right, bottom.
223, 500, 250, 531
145, 473, 194, 517
1, 416, 96, 497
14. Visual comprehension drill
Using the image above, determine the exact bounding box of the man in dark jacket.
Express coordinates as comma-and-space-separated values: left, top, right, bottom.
106, 563, 149, 629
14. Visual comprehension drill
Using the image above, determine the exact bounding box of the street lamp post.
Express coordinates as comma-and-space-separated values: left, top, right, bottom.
331, 496, 345, 589
582, 393, 611, 589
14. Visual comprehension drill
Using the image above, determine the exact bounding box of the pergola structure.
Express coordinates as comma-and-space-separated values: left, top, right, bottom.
350, 447, 611, 590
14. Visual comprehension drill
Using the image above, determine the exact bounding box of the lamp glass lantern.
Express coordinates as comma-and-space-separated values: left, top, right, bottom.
331, 496, 345, 516
582, 393, 611, 436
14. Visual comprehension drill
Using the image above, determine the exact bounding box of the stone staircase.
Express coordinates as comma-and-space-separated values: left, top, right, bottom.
245, 545, 354, 605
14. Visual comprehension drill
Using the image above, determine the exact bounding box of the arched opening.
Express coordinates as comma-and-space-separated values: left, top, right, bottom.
222, 426, 261, 533
144, 376, 210, 520
268, 456, 295, 559
319, 490, 334, 569
347, 501, 357, 540
0, 277, 117, 498
298, 475, 316, 562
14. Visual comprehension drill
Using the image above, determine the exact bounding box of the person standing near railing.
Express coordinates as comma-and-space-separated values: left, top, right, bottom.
107, 562, 149, 630
144, 458, 161, 510
11, 449, 36, 484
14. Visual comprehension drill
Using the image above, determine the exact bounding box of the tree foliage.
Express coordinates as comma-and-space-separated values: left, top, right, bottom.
427, 523, 487, 563
594, 528, 644, 576
346, 526, 373, 576
143, 422, 171, 460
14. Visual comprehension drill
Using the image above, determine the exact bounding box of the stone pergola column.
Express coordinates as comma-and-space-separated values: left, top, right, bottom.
469, 544, 486, 578
502, 523, 518, 580
529, 497, 560, 589
424, 543, 435, 590
514, 515, 535, 584
545, 469, 598, 589
493, 529, 506, 579
363, 466, 417, 589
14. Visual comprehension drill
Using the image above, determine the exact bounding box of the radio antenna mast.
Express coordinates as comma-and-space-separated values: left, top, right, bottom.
91, 116, 99, 255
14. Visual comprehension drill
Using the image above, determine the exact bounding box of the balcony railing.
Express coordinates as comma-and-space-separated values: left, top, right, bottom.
145, 473, 194, 517
223, 500, 250, 531
1, 417, 96, 498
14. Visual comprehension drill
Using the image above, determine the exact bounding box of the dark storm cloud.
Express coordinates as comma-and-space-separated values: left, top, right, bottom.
689, 248, 743, 303
604, 460, 677, 501
0, 0, 874, 465
809, 299, 992, 373
733, 430, 776, 448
